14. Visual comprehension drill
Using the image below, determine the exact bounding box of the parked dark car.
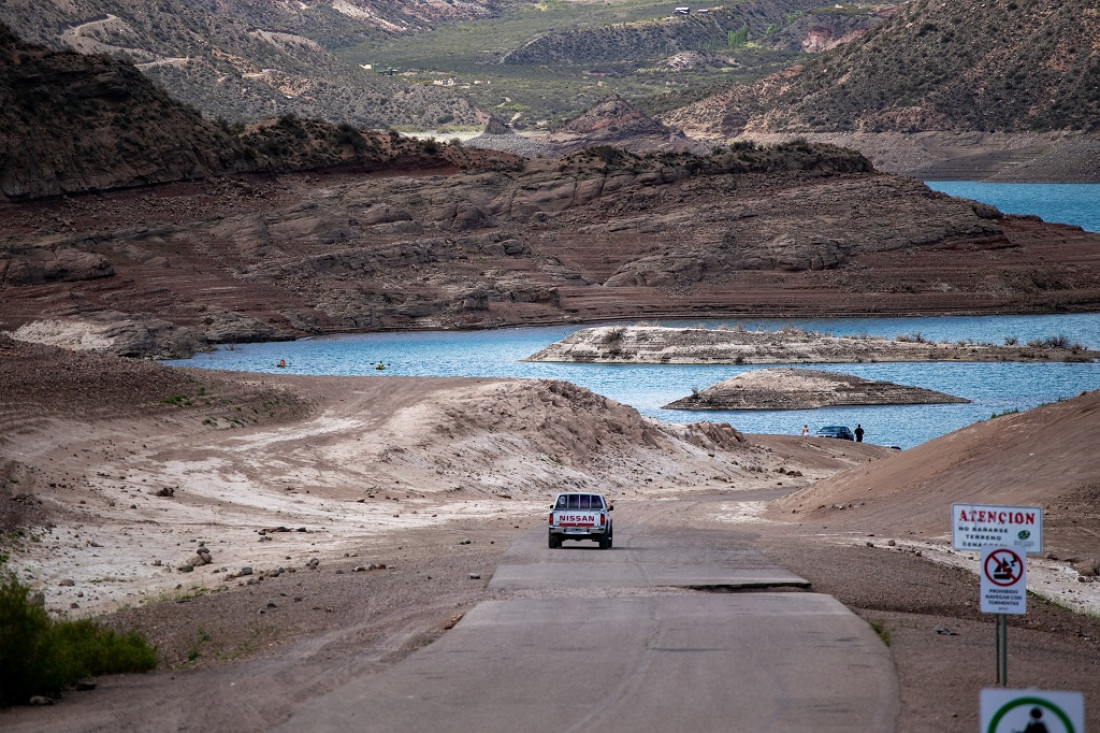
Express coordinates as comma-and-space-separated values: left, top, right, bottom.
815, 425, 855, 441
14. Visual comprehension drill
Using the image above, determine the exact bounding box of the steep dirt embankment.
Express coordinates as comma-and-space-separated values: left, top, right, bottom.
770, 389, 1100, 564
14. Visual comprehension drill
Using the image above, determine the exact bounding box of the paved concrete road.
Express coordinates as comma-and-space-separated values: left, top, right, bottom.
490, 524, 812, 591
277, 527, 898, 732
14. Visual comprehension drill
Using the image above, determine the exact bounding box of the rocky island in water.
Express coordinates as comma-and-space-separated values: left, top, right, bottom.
525, 325, 1100, 364
663, 368, 969, 411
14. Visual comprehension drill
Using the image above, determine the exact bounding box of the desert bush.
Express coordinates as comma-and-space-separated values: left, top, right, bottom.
601, 326, 626, 343
1042, 333, 1070, 349
0, 573, 156, 707
275, 113, 307, 139
586, 145, 627, 165
336, 123, 369, 154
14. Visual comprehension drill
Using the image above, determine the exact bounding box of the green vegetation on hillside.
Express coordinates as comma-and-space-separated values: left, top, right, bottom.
337, 0, 823, 127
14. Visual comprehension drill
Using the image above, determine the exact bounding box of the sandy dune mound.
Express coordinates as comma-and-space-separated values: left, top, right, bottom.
664, 367, 968, 410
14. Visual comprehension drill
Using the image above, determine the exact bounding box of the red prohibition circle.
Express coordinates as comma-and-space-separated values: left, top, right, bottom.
984, 548, 1024, 587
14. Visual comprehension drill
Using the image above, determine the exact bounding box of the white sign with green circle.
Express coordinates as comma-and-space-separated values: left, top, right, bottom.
981, 689, 1084, 733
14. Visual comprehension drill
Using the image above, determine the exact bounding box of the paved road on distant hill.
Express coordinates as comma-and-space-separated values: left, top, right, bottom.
276, 525, 899, 732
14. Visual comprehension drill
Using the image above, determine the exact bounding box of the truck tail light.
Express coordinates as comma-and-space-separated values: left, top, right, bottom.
548, 513, 554, 525
600, 514, 606, 526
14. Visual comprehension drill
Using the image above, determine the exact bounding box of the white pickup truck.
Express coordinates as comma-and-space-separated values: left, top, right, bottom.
548, 492, 613, 549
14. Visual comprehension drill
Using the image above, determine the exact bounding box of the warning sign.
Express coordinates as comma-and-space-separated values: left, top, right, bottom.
981, 546, 1027, 615
952, 503, 1043, 555
981, 689, 1084, 733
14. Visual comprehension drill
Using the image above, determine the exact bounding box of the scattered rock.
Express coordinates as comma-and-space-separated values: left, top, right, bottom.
1072, 558, 1100, 576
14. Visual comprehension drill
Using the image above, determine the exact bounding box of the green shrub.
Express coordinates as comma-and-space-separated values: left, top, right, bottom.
869, 619, 891, 646
0, 574, 156, 706
727, 24, 749, 49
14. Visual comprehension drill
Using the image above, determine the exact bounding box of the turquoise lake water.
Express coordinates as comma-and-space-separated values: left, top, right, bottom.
169, 184, 1100, 450
925, 181, 1100, 233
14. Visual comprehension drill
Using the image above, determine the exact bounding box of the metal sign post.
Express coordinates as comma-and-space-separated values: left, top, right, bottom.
962, 509, 1084, 730
953, 504, 1040, 687
981, 545, 1026, 687
996, 614, 1007, 686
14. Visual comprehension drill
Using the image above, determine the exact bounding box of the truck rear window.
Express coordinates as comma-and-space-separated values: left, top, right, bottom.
556, 494, 603, 510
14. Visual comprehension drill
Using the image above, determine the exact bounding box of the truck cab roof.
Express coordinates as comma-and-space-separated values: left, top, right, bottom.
553, 492, 608, 510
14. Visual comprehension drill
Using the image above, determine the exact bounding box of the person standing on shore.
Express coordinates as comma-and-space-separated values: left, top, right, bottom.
854, 424, 864, 442
801, 425, 809, 436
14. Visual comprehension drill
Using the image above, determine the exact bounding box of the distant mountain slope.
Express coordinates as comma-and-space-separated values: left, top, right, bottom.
0, 0, 488, 128
664, 0, 1100, 136
0, 23, 242, 198
0, 25, 493, 199
501, 0, 828, 66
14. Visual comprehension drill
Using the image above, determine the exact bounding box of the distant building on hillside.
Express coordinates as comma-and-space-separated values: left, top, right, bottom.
674, 6, 690, 14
